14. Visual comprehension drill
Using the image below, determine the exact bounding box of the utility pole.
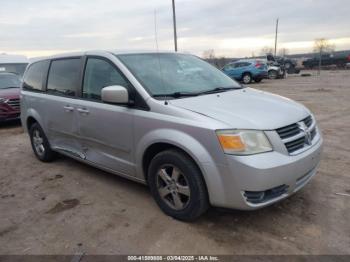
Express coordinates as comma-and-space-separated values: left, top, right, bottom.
274, 18, 279, 56
172, 0, 178, 52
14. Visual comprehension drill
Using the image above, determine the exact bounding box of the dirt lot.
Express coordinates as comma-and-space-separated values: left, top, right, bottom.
0, 70, 349, 255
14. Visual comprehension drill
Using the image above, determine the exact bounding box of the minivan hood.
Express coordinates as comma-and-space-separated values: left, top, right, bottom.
169, 88, 310, 130
0, 87, 20, 98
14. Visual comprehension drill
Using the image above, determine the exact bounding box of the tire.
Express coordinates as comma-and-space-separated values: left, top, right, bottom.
242, 73, 252, 84
29, 122, 56, 162
148, 149, 209, 221
268, 70, 278, 79
254, 78, 262, 83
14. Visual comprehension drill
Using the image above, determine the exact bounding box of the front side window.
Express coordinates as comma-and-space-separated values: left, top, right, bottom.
117, 53, 241, 97
47, 58, 81, 97
224, 64, 234, 70
83, 58, 128, 100
23, 61, 49, 91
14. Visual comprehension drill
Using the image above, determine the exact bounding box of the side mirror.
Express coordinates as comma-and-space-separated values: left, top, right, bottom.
101, 85, 129, 104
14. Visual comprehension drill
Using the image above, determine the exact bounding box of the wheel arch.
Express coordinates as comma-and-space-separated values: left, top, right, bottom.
24, 109, 45, 133
136, 129, 224, 205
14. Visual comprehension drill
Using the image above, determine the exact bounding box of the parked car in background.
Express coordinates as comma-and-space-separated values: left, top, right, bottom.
0, 54, 29, 77
222, 59, 268, 84
257, 59, 285, 79
21, 51, 322, 221
302, 53, 350, 69
266, 54, 300, 75
0, 72, 21, 122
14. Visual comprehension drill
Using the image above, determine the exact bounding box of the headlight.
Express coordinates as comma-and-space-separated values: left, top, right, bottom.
216, 130, 272, 155
0, 98, 9, 104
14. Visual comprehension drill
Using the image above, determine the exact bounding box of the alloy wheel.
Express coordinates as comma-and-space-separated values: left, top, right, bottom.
156, 165, 191, 210
32, 129, 45, 157
243, 74, 251, 84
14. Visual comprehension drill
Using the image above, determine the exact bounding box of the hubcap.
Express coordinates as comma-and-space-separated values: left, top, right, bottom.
33, 130, 45, 157
156, 165, 191, 210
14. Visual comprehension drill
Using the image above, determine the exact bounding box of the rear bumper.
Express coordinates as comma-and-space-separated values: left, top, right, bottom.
254, 71, 268, 80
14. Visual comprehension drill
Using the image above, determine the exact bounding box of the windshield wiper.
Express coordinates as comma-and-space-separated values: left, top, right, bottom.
198, 86, 243, 95
153, 92, 200, 98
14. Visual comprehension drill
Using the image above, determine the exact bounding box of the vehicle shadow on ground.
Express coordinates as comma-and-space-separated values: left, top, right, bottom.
56, 153, 312, 228
0, 119, 22, 133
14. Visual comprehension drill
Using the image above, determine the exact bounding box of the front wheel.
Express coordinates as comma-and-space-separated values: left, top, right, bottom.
29, 122, 56, 162
148, 149, 209, 221
242, 73, 252, 84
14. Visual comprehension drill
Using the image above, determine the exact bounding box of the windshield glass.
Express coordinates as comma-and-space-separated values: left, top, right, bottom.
0, 63, 28, 77
0, 74, 21, 89
117, 53, 241, 97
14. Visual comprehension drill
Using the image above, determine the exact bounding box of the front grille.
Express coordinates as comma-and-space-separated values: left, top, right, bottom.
276, 116, 317, 154
244, 185, 289, 204
304, 115, 313, 127
6, 99, 20, 110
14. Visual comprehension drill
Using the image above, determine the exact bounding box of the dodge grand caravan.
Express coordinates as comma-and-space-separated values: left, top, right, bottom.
21, 51, 323, 221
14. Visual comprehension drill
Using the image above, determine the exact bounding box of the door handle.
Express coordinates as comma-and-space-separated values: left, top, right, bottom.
63, 106, 74, 112
77, 108, 90, 114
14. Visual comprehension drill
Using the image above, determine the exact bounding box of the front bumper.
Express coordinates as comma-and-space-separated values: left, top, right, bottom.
0, 104, 20, 122
205, 136, 323, 210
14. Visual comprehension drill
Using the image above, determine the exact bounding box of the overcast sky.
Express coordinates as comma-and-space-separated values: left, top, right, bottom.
0, 0, 349, 58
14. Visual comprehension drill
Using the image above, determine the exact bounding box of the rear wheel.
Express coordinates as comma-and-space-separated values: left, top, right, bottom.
242, 73, 252, 84
29, 123, 56, 162
148, 149, 209, 221
254, 78, 262, 83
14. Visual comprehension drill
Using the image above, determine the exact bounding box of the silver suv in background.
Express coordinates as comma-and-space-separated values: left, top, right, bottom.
21, 51, 323, 221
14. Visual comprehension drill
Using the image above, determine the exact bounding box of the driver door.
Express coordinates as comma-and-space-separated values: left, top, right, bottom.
75, 57, 136, 177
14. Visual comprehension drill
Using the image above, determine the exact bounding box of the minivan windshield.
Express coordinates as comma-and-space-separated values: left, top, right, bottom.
0, 73, 21, 89
117, 53, 242, 98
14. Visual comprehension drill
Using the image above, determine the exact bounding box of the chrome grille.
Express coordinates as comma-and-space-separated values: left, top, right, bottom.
6, 98, 20, 110
276, 116, 317, 154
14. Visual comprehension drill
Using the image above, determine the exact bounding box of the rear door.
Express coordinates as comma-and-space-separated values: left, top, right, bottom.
44, 58, 83, 157
74, 56, 136, 177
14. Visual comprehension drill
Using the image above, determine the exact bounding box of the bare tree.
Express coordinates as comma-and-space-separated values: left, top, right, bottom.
202, 49, 216, 59
278, 48, 289, 57
260, 46, 274, 56
313, 38, 335, 74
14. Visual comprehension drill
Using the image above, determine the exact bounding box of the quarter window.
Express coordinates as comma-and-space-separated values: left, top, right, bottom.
47, 59, 81, 97
23, 61, 49, 91
83, 58, 128, 100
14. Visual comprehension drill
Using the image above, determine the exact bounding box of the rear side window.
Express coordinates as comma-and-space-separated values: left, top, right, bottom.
47, 58, 81, 97
23, 61, 49, 91
83, 58, 129, 100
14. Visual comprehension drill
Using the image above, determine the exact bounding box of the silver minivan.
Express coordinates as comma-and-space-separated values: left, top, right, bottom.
21, 51, 323, 221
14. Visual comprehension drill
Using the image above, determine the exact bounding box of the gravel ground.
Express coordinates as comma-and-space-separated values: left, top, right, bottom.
0, 70, 349, 255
